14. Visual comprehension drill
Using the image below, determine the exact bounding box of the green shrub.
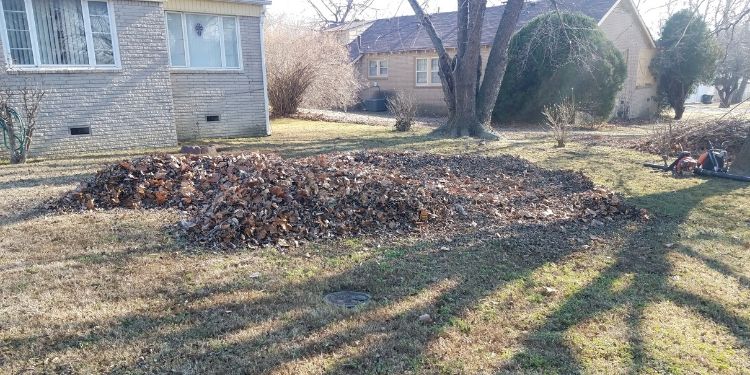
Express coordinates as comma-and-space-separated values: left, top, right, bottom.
650, 10, 719, 119
493, 12, 626, 124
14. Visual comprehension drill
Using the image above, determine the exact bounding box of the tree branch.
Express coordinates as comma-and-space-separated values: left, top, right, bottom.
407, 0, 457, 112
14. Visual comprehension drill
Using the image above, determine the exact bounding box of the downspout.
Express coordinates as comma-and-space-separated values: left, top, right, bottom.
260, 4, 271, 135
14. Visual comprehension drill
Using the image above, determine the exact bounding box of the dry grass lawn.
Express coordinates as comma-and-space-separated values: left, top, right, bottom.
1, 119, 750, 374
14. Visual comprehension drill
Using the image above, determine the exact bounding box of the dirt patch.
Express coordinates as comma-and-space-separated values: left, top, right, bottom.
55, 152, 640, 248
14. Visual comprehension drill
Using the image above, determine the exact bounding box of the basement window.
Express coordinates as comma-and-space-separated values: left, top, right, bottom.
206, 115, 221, 122
69, 126, 91, 136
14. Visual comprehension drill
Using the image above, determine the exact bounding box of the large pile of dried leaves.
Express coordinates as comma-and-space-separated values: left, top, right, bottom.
635, 120, 749, 161
56, 152, 637, 248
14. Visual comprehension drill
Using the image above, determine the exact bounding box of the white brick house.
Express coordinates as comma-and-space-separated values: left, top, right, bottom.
0, 0, 271, 156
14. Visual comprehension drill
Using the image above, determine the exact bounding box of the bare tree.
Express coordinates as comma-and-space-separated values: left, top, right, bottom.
714, 24, 750, 107
265, 19, 360, 117
407, 0, 525, 139
662, 0, 750, 107
306, 0, 375, 26
0, 85, 45, 164
709, 0, 750, 107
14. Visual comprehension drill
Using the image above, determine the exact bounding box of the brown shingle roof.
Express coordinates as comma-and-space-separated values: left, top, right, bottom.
348, 0, 618, 60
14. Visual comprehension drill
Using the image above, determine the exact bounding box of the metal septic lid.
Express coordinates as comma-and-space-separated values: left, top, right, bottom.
324, 291, 371, 308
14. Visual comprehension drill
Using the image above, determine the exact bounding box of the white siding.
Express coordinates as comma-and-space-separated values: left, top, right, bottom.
599, 0, 658, 119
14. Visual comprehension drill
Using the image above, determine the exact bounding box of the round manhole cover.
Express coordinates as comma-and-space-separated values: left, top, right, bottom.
324, 291, 371, 308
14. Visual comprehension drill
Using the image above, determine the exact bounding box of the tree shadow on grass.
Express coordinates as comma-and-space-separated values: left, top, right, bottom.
0, 172, 95, 191
4, 217, 614, 374
5, 143, 749, 373
10, 180, 747, 374
500, 179, 750, 373
678, 245, 750, 289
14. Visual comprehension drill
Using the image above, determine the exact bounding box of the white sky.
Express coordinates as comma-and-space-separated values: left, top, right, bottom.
267, 0, 684, 34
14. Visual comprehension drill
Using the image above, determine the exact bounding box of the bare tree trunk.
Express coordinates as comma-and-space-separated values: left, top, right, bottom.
717, 86, 732, 108
407, 0, 525, 139
715, 76, 739, 108
445, 0, 486, 137
732, 128, 750, 176
476, 0, 524, 125
674, 104, 686, 120
731, 76, 748, 104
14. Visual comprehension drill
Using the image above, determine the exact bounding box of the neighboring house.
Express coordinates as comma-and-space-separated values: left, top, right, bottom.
327, 19, 373, 45
0, 0, 271, 157
348, 0, 658, 119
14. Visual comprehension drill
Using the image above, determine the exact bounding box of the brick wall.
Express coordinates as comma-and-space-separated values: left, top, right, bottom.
357, 48, 491, 116
0, 0, 178, 157
170, 15, 269, 141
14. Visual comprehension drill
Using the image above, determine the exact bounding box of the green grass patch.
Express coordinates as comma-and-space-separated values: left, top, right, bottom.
1, 119, 748, 374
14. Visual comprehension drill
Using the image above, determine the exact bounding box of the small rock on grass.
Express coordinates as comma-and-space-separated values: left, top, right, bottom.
418, 314, 433, 323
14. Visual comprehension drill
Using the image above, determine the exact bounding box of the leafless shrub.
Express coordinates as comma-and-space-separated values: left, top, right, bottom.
386, 91, 416, 132
641, 118, 749, 162
0, 85, 46, 164
577, 112, 606, 130
265, 19, 360, 117
650, 121, 677, 161
542, 102, 575, 147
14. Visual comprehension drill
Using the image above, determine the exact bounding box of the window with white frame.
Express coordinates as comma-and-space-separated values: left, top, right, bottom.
166, 11, 240, 69
368, 59, 387, 77
0, 0, 117, 67
416, 57, 440, 86
416, 57, 441, 86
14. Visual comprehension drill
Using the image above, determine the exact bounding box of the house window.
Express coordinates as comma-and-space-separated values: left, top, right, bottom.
166, 11, 241, 69
0, 0, 118, 67
368, 59, 387, 77
636, 49, 656, 88
416, 57, 440, 86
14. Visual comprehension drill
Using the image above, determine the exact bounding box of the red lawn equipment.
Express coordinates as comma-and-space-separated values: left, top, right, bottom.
644, 142, 750, 182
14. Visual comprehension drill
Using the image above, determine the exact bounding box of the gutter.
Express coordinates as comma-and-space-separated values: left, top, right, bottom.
260, 4, 271, 135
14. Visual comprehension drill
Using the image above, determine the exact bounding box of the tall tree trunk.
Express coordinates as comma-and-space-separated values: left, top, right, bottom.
671, 89, 687, 120
475, 0, 524, 125
731, 76, 748, 104
715, 76, 739, 108
674, 104, 685, 120
668, 80, 689, 120
732, 128, 750, 176
717, 87, 732, 108
407, 0, 525, 139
